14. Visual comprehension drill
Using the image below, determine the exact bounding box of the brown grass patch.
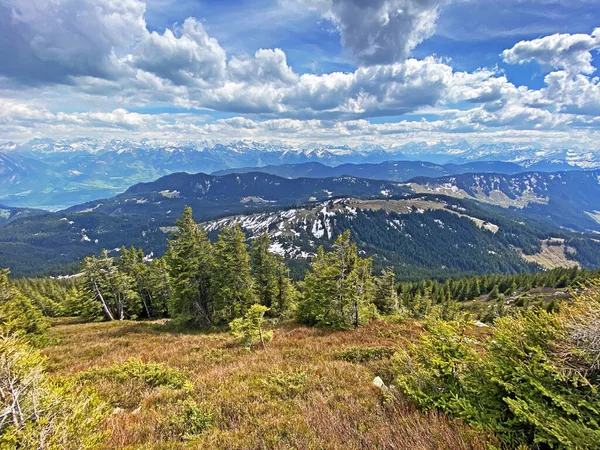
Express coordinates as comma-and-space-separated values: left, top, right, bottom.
43, 319, 495, 449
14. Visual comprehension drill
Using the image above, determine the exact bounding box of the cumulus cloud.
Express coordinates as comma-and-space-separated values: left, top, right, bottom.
0, 0, 147, 84
502, 28, 600, 74
131, 18, 226, 86
2, 0, 600, 148
228, 49, 298, 85
292, 0, 448, 65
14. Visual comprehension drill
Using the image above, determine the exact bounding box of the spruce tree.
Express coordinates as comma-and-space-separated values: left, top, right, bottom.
251, 233, 279, 310
373, 268, 398, 315
211, 224, 256, 322
165, 207, 214, 323
274, 260, 296, 317
0, 269, 48, 341
81, 251, 140, 321
298, 231, 375, 329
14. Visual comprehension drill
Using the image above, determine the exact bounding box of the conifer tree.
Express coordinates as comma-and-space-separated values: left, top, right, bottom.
228, 304, 273, 349
165, 207, 214, 323
251, 233, 297, 317
0, 269, 47, 341
273, 259, 297, 317
251, 233, 279, 310
211, 224, 256, 322
298, 231, 375, 329
119, 247, 170, 318
81, 251, 140, 321
373, 268, 398, 315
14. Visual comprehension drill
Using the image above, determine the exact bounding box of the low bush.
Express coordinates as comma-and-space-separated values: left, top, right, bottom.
263, 369, 307, 400
169, 399, 215, 440
336, 346, 396, 363
80, 358, 190, 389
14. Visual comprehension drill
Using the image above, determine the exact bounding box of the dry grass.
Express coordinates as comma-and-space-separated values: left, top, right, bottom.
43, 319, 495, 449
520, 239, 580, 270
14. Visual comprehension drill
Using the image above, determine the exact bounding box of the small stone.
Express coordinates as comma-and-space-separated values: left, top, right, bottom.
373, 376, 388, 390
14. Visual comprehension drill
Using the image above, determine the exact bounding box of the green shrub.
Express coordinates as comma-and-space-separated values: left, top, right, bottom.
336, 346, 396, 363
79, 358, 189, 389
393, 286, 600, 449
170, 399, 215, 440
0, 269, 48, 344
263, 369, 307, 399
0, 335, 108, 449
229, 304, 273, 349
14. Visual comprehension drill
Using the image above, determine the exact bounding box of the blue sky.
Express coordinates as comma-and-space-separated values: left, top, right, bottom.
0, 0, 599, 148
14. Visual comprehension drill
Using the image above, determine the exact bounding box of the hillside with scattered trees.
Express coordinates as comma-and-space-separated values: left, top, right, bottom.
2, 207, 600, 449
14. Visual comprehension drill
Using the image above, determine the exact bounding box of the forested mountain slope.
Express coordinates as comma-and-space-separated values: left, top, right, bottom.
410, 170, 600, 232
1, 170, 599, 277
212, 160, 524, 180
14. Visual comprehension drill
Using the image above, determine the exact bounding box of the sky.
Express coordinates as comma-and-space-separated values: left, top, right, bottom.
0, 0, 599, 148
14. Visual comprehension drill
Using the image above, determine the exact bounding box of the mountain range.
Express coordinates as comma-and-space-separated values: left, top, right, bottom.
212, 160, 525, 180
1, 138, 600, 210
1, 167, 600, 278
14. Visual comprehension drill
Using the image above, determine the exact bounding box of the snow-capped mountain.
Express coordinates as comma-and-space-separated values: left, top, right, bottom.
1, 138, 599, 210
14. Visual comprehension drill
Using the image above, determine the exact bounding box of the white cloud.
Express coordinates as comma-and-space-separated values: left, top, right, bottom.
1, 1, 600, 149
228, 49, 298, 85
0, 0, 147, 84
502, 28, 600, 74
130, 17, 226, 86
288, 0, 448, 65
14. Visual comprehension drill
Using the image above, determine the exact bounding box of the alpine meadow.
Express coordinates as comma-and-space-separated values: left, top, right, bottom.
2, 0, 600, 449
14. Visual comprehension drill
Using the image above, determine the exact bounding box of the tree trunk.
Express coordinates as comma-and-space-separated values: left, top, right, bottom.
91, 277, 115, 321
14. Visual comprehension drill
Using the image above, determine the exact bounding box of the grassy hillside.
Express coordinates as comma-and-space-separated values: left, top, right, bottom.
43, 319, 493, 449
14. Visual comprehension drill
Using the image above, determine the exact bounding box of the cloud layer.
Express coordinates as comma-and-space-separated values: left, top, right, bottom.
0, 0, 599, 148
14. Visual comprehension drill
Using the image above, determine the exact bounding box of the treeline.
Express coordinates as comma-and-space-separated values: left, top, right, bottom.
37, 207, 394, 330
6, 207, 598, 332
400, 266, 597, 304
396, 266, 599, 322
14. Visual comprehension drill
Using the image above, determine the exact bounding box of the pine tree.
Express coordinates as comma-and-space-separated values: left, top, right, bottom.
165, 207, 214, 323
373, 268, 398, 315
211, 224, 256, 323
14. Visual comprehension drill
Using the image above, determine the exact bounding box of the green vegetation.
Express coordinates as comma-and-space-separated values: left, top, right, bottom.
79, 358, 190, 390
297, 230, 376, 329
229, 304, 273, 349
0, 335, 107, 449
0, 269, 48, 343
394, 282, 600, 448
3, 206, 600, 449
